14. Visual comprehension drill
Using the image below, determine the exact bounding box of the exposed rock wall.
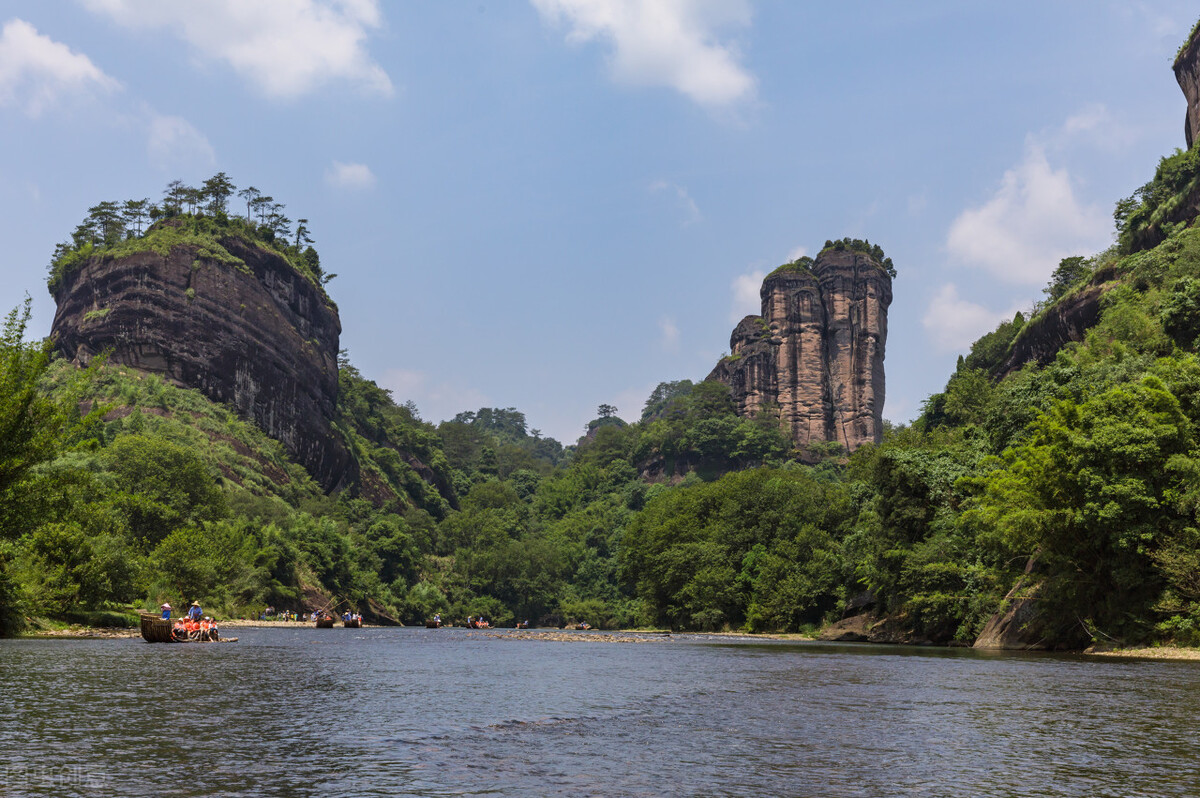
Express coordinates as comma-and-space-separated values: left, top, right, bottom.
707, 249, 892, 452
1175, 24, 1200, 149
996, 283, 1107, 378
51, 235, 352, 491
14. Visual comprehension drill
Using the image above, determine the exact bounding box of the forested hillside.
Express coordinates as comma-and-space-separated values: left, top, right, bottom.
7, 27, 1200, 647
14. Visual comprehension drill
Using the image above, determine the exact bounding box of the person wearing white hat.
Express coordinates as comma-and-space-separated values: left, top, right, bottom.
160, 603, 172, 620
188, 601, 203, 622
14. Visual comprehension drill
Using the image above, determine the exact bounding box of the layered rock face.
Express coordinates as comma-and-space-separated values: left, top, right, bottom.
51, 234, 352, 491
1175, 24, 1200, 149
707, 249, 892, 452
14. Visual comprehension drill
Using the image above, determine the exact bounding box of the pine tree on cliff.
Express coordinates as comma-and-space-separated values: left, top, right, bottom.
201, 172, 235, 215
122, 199, 150, 236
162, 180, 188, 215
238, 186, 261, 222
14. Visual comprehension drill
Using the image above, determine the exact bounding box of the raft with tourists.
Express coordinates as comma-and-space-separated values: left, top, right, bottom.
138, 613, 237, 644
315, 614, 336, 628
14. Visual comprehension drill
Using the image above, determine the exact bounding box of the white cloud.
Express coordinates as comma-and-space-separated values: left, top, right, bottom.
658, 316, 680, 351
146, 113, 215, 171
649, 179, 701, 225
1055, 103, 1134, 152
922, 283, 1024, 354
532, 0, 755, 108
326, 161, 376, 190
0, 20, 215, 171
945, 141, 1110, 286
0, 18, 118, 116
785, 245, 808, 262
730, 268, 764, 322
81, 0, 392, 98
379, 368, 489, 425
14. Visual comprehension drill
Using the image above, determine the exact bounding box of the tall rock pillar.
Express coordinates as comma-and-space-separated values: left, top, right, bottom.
707, 246, 892, 453
815, 250, 891, 450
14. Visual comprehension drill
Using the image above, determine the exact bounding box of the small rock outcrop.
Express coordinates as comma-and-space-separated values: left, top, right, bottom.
51, 231, 352, 491
707, 247, 892, 453
1174, 23, 1200, 149
996, 283, 1107, 377
972, 598, 1046, 650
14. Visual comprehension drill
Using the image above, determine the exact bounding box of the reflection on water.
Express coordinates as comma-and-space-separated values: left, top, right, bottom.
2, 628, 1199, 797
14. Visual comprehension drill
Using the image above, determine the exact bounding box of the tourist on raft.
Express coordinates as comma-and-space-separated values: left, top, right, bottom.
200, 617, 220, 641
170, 613, 219, 642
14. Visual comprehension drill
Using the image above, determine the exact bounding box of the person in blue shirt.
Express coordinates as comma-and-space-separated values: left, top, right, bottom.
160, 603, 172, 620
188, 601, 203, 622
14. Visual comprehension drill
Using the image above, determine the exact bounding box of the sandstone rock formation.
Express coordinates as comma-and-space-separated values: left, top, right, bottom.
51, 229, 352, 491
707, 247, 892, 453
1174, 23, 1200, 149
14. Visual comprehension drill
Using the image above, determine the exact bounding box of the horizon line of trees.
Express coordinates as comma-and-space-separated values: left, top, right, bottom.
52, 173, 317, 265
49, 173, 334, 290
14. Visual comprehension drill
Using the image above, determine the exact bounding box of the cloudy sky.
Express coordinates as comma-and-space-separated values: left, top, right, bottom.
0, 1, 1195, 442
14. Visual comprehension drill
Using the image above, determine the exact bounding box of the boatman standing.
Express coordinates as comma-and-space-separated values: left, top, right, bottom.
160, 603, 172, 620
188, 601, 203, 622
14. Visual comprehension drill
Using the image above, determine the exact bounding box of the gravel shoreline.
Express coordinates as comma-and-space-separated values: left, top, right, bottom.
1083, 645, 1200, 661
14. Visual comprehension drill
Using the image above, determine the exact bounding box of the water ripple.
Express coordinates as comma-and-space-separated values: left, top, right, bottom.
2, 633, 1199, 796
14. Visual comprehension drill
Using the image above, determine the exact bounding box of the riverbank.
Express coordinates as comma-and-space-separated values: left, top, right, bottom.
17, 621, 1200, 660
475, 629, 670, 644
27, 626, 139, 639
218, 619, 372, 628
1084, 645, 1200, 661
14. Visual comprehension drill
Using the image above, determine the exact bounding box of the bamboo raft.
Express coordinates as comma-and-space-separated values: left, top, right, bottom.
315, 616, 336, 628
425, 619, 441, 628
139, 613, 175, 642
138, 613, 237, 643
343, 617, 362, 628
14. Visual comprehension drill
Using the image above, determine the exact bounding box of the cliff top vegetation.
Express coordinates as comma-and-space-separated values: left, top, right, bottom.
819, 237, 897, 278
767, 255, 815, 278
46, 174, 334, 304
768, 238, 896, 280
1174, 17, 1200, 66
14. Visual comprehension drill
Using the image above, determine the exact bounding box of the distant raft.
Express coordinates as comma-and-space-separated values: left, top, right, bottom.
343, 616, 362, 628
315, 615, 336, 628
138, 613, 237, 643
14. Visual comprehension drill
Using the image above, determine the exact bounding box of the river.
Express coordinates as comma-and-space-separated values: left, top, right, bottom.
1, 627, 1198, 797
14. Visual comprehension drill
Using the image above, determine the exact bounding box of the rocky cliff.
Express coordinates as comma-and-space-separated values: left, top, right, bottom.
50, 226, 352, 491
707, 247, 892, 453
996, 282, 1108, 377
1175, 23, 1200, 149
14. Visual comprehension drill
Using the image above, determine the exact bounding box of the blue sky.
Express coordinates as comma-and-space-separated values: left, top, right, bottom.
0, 1, 1195, 443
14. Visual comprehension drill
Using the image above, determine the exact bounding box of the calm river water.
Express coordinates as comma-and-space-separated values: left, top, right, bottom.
1, 627, 1198, 797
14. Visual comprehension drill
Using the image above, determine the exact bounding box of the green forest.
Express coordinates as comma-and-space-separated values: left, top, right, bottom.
6, 130, 1200, 650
